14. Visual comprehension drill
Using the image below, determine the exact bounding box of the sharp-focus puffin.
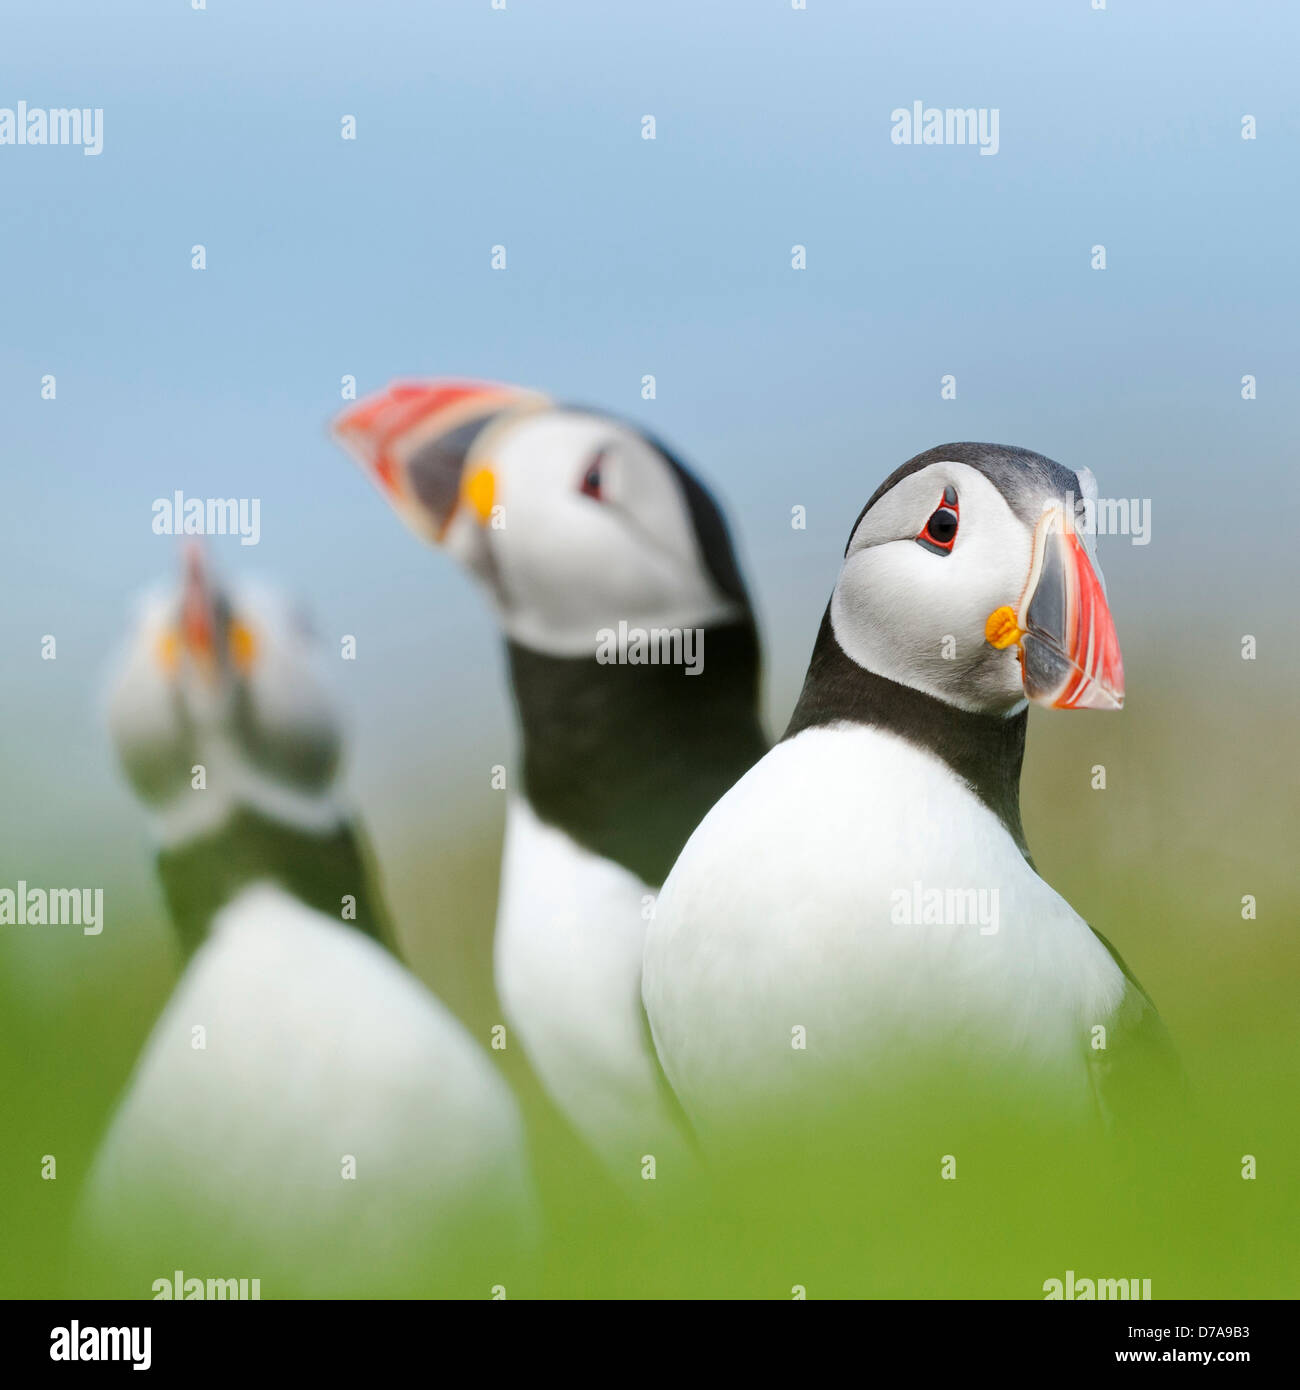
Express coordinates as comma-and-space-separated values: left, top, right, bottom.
84, 547, 535, 1295
642, 443, 1180, 1146
333, 381, 767, 1183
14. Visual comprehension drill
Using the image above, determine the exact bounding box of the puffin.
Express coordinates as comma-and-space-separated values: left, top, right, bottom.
333, 381, 768, 1184
83, 546, 536, 1296
641, 443, 1180, 1147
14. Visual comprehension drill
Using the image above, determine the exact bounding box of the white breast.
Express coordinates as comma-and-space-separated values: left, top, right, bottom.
642, 724, 1128, 1140
495, 796, 693, 1186
83, 883, 535, 1295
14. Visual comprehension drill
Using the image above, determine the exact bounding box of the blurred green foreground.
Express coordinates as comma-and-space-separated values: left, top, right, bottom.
2, 667, 1296, 1299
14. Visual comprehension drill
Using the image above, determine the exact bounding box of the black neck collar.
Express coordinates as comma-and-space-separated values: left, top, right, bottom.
507, 620, 768, 886
783, 608, 1030, 857
155, 805, 396, 958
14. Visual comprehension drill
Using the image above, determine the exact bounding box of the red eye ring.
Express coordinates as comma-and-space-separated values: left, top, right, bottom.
917, 487, 959, 554
579, 449, 606, 500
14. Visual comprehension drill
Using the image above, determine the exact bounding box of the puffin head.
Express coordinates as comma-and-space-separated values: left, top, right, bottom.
107, 545, 342, 835
332, 379, 751, 657
831, 443, 1124, 716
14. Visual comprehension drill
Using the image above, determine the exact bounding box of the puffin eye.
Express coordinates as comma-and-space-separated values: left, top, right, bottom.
917, 488, 959, 555
579, 449, 606, 501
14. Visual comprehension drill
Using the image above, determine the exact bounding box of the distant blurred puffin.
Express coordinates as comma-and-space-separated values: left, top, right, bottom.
85, 546, 535, 1295
641, 444, 1180, 1143
334, 382, 767, 1183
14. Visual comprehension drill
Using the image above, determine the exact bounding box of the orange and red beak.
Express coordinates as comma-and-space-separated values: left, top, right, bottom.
179, 542, 217, 663
331, 379, 547, 544
986, 506, 1125, 711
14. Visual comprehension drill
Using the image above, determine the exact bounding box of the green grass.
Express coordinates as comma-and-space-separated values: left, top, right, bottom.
2, 674, 1296, 1299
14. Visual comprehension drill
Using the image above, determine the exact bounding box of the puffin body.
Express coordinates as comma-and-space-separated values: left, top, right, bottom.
644, 724, 1133, 1137
335, 382, 767, 1182
88, 882, 531, 1294
86, 552, 535, 1294
643, 444, 1177, 1143
494, 795, 667, 1172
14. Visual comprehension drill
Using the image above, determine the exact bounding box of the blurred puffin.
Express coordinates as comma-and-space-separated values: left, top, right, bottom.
641, 444, 1180, 1143
334, 381, 767, 1183
85, 546, 535, 1295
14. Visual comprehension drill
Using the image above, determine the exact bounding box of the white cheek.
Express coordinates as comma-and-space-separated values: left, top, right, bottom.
489, 506, 741, 656
106, 642, 192, 804
442, 510, 486, 573
492, 506, 623, 638
832, 525, 1032, 713
832, 546, 958, 692
251, 650, 339, 744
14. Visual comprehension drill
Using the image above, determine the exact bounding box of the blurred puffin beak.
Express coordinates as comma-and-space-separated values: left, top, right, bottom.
985, 505, 1125, 711
180, 542, 217, 666
331, 379, 547, 544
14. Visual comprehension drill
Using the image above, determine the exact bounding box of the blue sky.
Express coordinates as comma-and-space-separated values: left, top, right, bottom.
2, 0, 1296, 870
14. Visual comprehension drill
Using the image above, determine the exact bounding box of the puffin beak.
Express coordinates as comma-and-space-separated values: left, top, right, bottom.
986, 506, 1125, 711
331, 379, 547, 544
179, 542, 218, 668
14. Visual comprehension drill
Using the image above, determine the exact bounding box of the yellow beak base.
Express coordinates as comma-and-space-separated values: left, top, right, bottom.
985, 605, 1024, 650
461, 465, 496, 526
